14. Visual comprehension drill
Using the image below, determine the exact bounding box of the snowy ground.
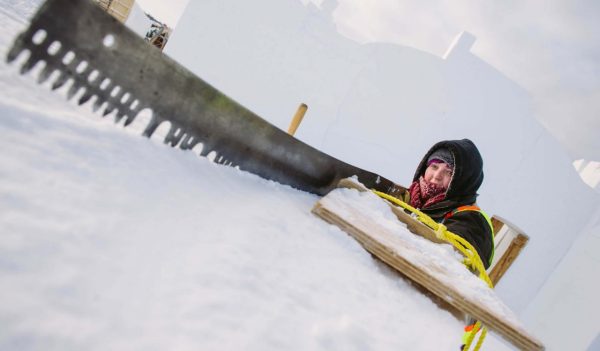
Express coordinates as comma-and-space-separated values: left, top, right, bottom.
0, 3, 516, 350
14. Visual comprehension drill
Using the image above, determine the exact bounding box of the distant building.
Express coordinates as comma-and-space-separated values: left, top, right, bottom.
95, 0, 134, 23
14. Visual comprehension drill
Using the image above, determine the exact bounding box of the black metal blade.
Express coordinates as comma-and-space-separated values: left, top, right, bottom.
5, 0, 404, 196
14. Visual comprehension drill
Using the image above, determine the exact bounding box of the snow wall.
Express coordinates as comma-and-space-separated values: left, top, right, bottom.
164, 0, 599, 334
124, 2, 152, 39
523, 205, 600, 350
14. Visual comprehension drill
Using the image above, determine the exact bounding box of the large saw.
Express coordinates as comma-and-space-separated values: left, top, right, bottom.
6, 0, 404, 197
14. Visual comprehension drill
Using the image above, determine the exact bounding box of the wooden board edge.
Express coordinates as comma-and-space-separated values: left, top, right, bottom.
489, 233, 529, 286
312, 198, 545, 351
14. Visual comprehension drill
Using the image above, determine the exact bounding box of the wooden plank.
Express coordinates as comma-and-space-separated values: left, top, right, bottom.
487, 216, 530, 285
312, 186, 544, 351
489, 233, 529, 286
491, 216, 505, 236
339, 178, 530, 285
488, 225, 513, 271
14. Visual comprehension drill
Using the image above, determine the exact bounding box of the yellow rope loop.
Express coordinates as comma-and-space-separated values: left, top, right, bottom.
374, 191, 437, 229
462, 255, 474, 268
444, 232, 492, 287
371, 190, 493, 289
435, 223, 448, 240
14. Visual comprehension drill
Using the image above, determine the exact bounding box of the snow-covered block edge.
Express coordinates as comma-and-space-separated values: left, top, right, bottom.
313, 186, 545, 351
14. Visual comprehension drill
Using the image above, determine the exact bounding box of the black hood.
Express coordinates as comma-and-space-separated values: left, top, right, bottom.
413, 139, 484, 207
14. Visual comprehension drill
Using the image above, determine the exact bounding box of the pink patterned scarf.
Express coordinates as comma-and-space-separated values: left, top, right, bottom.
408, 176, 447, 209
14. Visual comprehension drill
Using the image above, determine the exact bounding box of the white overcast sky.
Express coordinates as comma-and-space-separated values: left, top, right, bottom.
137, 0, 600, 161
135, 0, 189, 26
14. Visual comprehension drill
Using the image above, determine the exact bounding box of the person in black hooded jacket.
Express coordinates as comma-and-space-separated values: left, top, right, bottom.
404, 139, 494, 269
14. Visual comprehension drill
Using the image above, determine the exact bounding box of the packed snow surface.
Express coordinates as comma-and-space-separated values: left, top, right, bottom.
0, 2, 516, 350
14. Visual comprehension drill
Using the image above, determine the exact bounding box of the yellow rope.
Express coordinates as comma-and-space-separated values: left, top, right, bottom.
372, 190, 493, 287
462, 321, 488, 351
371, 190, 492, 351
474, 326, 488, 350
463, 321, 480, 350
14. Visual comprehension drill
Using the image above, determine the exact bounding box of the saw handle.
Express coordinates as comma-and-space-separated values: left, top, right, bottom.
287, 103, 308, 136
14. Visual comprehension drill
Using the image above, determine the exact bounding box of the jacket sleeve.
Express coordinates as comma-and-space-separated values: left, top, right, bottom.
443, 211, 494, 269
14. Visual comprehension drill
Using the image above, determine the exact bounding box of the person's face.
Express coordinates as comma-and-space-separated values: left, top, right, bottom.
424, 162, 453, 189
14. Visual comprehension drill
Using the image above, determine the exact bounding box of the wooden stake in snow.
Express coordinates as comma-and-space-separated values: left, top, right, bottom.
287, 103, 308, 136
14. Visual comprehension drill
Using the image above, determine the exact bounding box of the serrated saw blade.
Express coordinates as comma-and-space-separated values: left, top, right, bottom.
6, 0, 403, 196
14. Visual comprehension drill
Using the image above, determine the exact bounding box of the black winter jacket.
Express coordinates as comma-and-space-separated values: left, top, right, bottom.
411, 139, 494, 269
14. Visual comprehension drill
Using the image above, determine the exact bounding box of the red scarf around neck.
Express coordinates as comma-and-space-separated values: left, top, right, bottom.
408, 176, 447, 209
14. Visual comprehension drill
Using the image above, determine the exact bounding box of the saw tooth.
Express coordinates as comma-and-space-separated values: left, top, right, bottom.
122, 109, 138, 126
51, 71, 69, 90
114, 110, 126, 123
67, 82, 82, 100
37, 64, 56, 84
179, 135, 198, 150
165, 125, 184, 147
207, 151, 218, 162
198, 143, 212, 157
5, 29, 38, 63
142, 115, 162, 137
108, 92, 125, 116
192, 143, 204, 155
103, 103, 116, 117
92, 97, 106, 112
179, 134, 196, 150
78, 90, 94, 105
19, 55, 40, 75
123, 114, 136, 126
93, 88, 112, 109
6, 43, 26, 64
110, 90, 125, 106
129, 104, 143, 118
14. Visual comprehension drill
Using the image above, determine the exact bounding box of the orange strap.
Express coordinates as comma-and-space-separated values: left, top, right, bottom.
464, 323, 479, 333
444, 205, 481, 220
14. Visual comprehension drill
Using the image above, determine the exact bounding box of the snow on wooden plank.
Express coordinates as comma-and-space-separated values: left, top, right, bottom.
312, 184, 544, 351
